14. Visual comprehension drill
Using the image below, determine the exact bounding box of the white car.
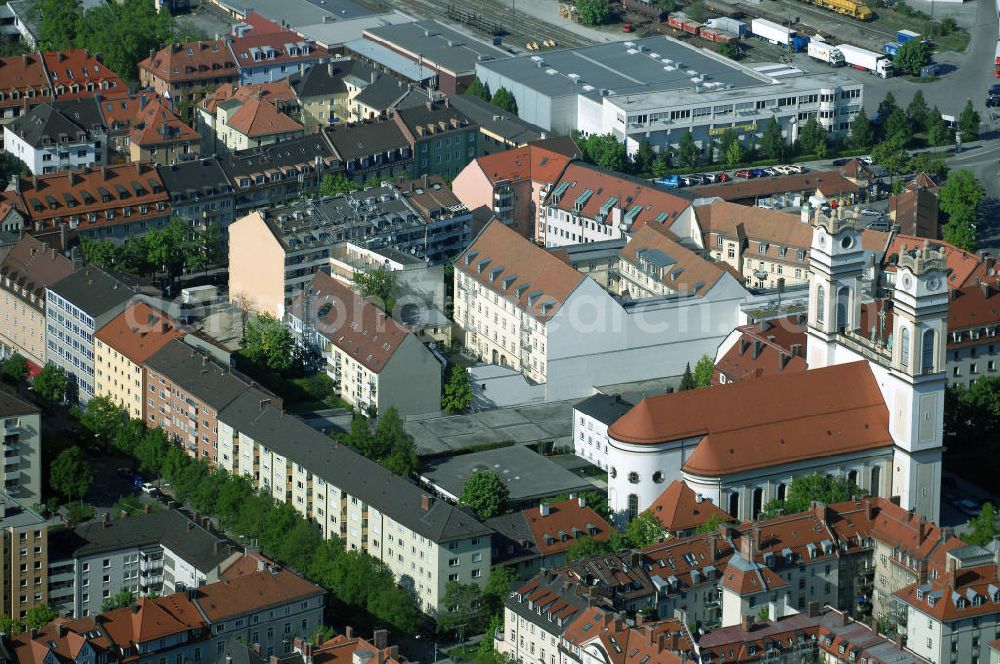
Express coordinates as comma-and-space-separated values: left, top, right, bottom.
858, 155, 873, 165
860, 207, 881, 216
787, 164, 806, 174
140, 483, 158, 496
774, 165, 795, 175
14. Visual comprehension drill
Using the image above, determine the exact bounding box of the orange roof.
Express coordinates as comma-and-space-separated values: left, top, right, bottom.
43, 50, 123, 101
713, 316, 807, 385
895, 564, 1000, 622
695, 200, 812, 267
0, 53, 51, 109
456, 219, 587, 321
101, 597, 203, 646
287, 271, 410, 374
523, 498, 613, 556
474, 143, 573, 186
194, 567, 323, 621
619, 224, 733, 297
645, 480, 732, 532
226, 97, 302, 137
547, 162, 690, 235
242, 12, 288, 35
948, 283, 1000, 335
608, 361, 892, 476
139, 40, 237, 85
95, 303, 183, 366
562, 609, 685, 664
97, 90, 143, 130
882, 234, 985, 289
200, 80, 296, 114
721, 553, 787, 594
309, 634, 409, 664
130, 96, 199, 147
229, 26, 319, 69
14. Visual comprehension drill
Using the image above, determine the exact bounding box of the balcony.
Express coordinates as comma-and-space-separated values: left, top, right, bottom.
4, 423, 20, 437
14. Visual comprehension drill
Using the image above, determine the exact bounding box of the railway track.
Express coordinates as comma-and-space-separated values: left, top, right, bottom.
391, 0, 595, 50
741, 0, 898, 41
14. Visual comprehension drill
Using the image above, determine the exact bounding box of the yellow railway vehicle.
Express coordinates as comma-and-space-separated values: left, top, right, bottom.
799, 0, 873, 20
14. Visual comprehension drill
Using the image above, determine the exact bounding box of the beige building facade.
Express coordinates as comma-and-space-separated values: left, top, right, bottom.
228, 211, 288, 318
0, 494, 48, 620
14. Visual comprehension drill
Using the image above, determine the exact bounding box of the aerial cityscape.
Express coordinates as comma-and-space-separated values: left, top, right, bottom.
0, 0, 994, 660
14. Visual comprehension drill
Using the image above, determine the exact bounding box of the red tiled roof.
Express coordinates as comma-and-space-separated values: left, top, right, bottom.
100, 597, 202, 646
608, 361, 892, 476
473, 143, 573, 186
309, 633, 409, 664
97, 90, 143, 130
882, 234, 985, 289
546, 162, 690, 235
695, 200, 812, 267
947, 283, 1000, 334
43, 50, 123, 101
229, 27, 319, 69
713, 316, 807, 385
130, 97, 199, 147
895, 564, 1000, 623
722, 554, 787, 594
200, 81, 296, 114
619, 224, 735, 298
0, 53, 51, 109
95, 303, 183, 365
226, 97, 302, 137
287, 270, 410, 374
193, 567, 323, 622
139, 40, 237, 85
523, 498, 613, 556
242, 12, 288, 35
456, 219, 587, 321
562, 609, 685, 664
645, 480, 732, 532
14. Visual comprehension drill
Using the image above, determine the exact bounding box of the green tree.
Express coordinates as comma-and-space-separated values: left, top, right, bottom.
848, 112, 874, 150
676, 131, 700, 168
577, 133, 629, 173
321, 173, 356, 196
758, 119, 785, 161
679, 363, 696, 391
566, 535, 614, 561
101, 588, 136, 611
0, 153, 29, 190
32, 364, 68, 408
725, 138, 743, 168
241, 313, 294, 373
695, 513, 731, 533
965, 502, 997, 546
576, 0, 610, 25
442, 365, 474, 414
870, 135, 908, 184
626, 511, 665, 547
50, 447, 94, 502
491, 87, 518, 114
352, 268, 400, 315
883, 107, 912, 145
466, 77, 492, 100
634, 139, 656, 175
894, 40, 931, 76
134, 428, 169, 475
30, 0, 82, 51
939, 169, 983, 252
2, 354, 28, 385
906, 91, 929, 131
460, 470, 510, 519
907, 151, 949, 181
23, 605, 57, 630
0, 614, 23, 636
652, 152, 673, 177
958, 99, 981, 143
373, 407, 417, 476
80, 395, 126, 443
483, 565, 519, 616
716, 41, 740, 60
75, 0, 175, 82
877, 92, 898, 123
693, 354, 714, 388
686, 0, 709, 21
763, 473, 866, 517
926, 106, 953, 147
438, 582, 486, 641
797, 117, 828, 157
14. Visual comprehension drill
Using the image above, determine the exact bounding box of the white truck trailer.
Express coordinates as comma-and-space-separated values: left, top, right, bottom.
807, 41, 845, 66
837, 43, 894, 78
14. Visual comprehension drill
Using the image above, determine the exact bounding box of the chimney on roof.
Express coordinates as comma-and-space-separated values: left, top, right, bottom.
259, 398, 270, 411
741, 614, 752, 632
813, 500, 828, 525
131, 603, 141, 614
917, 558, 928, 585
373, 629, 388, 649
345, 626, 354, 640
420, 494, 433, 511
540, 502, 550, 517
57, 51, 65, 62
981, 281, 992, 299
917, 517, 928, 545
752, 340, 763, 360
635, 612, 644, 627
388, 645, 399, 660
739, 531, 755, 561
187, 520, 194, 532
55, 623, 66, 638
578, 495, 586, 509
695, 493, 704, 504
31, 175, 38, 190
708, 534, 717, 562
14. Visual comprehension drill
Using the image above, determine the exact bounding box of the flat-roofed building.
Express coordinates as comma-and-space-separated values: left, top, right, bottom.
0, 391, 41, 502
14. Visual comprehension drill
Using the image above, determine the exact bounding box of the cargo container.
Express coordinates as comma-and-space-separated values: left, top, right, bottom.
667, 12, 702, 34
896, 29, 921, 43
700, 27, 736, 42
751, 18, 806, 50
181, 285, 218, 306
837, 43, 894, 77
807, 40, 845, 65
704, 16, 747, 37
882, 42, 899, 57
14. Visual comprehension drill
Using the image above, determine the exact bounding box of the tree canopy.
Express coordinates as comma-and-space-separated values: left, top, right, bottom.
938, 169, 983, 252
676, 131, 700, 168
320, 173, 357, 197
241, 313, 295, 373
625, 512, 665, 547
460, 470, 510, 519
352, 268, 399, 315
466, 78, 492, 101
958, 100, 981, 143
50, 447, 94, 502
576, 0, 610, 25
965, 503, 997, 546
761, 473, 865, 519
32, 364, 68, 408
906, 91, 929, 131
693, 355, 714, 388
337, 408, 417, 476
758, 119, 786, 161
894, 40, 931, 76
679, 363, 696, 391
81, 219, 221, 279
576, 133, 630, 173
2, 354, 28, 385
848, 112, 874, 150
491, 87, 518, 114
442, 365, 474, 414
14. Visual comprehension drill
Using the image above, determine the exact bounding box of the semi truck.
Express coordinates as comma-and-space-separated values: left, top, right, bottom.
807, 41, 845, 65
750, 18, 809, 51
837, 43, 893, 78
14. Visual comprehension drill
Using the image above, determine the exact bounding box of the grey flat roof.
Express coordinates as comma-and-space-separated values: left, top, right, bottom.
419, 445, 594, 504
48, 265, 137, 318
345, 39, 436, 82
446, 95, 545, 146
221, 0, 372, 27
477, 35, 765, 100
296, 12, 412, 49
363, 20, 509, 76
0, 493, 46, 530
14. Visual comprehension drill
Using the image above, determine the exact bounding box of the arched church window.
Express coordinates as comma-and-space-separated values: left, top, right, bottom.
816, 285, 825, 324
922, 330, 936, 373
900, 327, 910, 369
627, 494, 639, 521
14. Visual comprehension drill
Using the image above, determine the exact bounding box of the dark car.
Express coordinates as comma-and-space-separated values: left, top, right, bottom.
988, 93, 1000, 108
734, 169, 753, 179
749, 168, 767, 178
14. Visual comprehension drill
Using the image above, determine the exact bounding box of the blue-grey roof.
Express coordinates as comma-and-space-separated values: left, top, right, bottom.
345, 39, 436, 82
574, 394, 632, 426
362, 20, 509, 75
477, 35, 764, 100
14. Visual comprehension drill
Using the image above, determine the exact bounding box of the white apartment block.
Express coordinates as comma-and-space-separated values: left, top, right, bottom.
215, 393, 491, 612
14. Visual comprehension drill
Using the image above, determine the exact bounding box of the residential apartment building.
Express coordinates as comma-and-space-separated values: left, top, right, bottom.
693, 199, 812, 290
8, 163, 171, 241
454, 219, 748, 405
496, 573, 587, 664
228, 15, 322, 86
945, 282, 1000, 387
144, 337, 279, 461
896, 548, 1000, 664
0, 235, 73, 370
393, 99, 479, 179
0, 389, 41, 502
94, 303, 183, 420
196, 81, 301, 154
451, 139, 576, 240
139, 41, 240, 102
539, 162, 692, 248
562, 611, 691, 664
228, 183, 470, 317
348, 77, 425, 123
0, 493, 48, 620
215, 395, 493, 612
287, 271, 441, 417
8, 565, 325, 664
128, 97, 200, 165
47, 508, 245, 618
45, 266, 138, 403
446, 94, 550, 154
3, 99, 108, 175
571, 393, 632, 471
157, 157, 237, 230
323, 120, 412, 186
289, 629, 409, 664
290, 59, 375, 131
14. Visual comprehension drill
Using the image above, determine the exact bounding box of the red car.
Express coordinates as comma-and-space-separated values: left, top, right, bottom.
716, 172, 730, 182
734, 169, 753, 179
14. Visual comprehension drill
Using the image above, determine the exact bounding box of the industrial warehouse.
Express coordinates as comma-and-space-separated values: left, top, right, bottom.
474, 35, 864, 154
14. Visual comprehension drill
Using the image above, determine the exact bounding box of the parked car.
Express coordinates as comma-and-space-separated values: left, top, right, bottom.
762, 167, 779, 176
735, 169, 754, 179
749, 168, 767, 178
657, 175, 681, 188
716, 172, 730, 182
141, 483, 158, 496
860, 207, 881, 216
702, 173, 718, 183
867, 219, 892, 232
788, 164, 806, 173
132, 475, 145, 488
688, 174, 705, 185
957, 499, 982, 516
858, 155, 873, 165
773, 165, 795, 175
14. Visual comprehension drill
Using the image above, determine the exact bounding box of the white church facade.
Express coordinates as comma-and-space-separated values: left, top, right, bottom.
602, 208, 945, 526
